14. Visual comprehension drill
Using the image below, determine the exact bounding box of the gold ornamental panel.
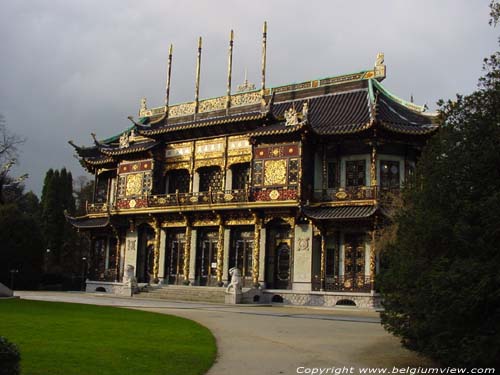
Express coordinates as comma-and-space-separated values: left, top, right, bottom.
169, 102, 195, 118
227, 155, 251, 167
126, 173, 143, 196
165, 161, 191, 172
231, 91, 261, 107
199, 97, 226, 113
194, 158, 224, 170
264, 159, 287, 186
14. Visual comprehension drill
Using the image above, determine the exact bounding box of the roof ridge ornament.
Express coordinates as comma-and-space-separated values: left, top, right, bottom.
237, 68, 256, 93
374, 52, 386, 81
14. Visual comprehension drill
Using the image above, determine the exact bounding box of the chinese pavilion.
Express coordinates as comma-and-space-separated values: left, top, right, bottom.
67, 24, 438, 308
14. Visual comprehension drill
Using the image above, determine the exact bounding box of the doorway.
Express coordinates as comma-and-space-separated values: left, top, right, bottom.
195, 229, 218, 286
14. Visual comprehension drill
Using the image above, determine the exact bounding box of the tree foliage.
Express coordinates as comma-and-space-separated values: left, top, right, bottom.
377, 32, 500, 367
40, 168, 76, 269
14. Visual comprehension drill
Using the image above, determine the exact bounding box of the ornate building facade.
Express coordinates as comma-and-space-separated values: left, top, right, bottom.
68, 28, 437, 308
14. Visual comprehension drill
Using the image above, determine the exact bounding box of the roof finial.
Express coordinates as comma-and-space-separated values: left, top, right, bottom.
374, 52, 386, 81
138, 97, 148, 117
194, 36, 202, 114
226, 30, 234, 109
164, 44, 173, 117
237, 68, 256, 92
261, 21, 267, 101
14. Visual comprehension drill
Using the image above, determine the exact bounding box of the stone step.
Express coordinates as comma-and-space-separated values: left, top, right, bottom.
134, 286, 226, 303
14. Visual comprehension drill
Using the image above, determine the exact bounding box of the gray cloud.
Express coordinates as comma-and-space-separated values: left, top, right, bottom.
0, 0, 497, 195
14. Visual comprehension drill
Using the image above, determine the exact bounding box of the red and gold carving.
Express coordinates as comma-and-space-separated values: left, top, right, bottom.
119, 159, 153, 174
254, 143, 299, 159
253, 188, 298, 201
116, 198, 148, 209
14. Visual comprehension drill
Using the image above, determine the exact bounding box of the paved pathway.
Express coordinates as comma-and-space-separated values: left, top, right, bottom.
15, 291, 434, 375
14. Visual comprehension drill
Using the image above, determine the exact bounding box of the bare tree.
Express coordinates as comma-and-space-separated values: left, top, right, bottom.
0, 114, 28, 204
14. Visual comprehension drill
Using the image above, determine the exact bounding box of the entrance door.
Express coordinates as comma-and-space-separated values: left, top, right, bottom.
274, 242, 291, 289
265, 223, 293, 289
343, 234, 365, 289
165, 231, 185, 285
196, 230, 218, 286
229, 229, 254, 287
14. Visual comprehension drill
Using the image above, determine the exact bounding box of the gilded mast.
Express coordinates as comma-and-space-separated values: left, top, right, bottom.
164, 44, 173, 117
226, 30, 234, 109
261, 21, 267, 101
194, 36, 202, 114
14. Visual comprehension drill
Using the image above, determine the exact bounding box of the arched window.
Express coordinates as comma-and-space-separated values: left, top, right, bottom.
198, 166, 222, 192
231, 163, 250, 190
165, 169, 190, 194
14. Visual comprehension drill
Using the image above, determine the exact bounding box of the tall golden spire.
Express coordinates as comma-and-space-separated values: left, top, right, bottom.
164, 44, 173, 117
194, 36, 202, 114
261, 21, 267, 100
226, 30, 234, 109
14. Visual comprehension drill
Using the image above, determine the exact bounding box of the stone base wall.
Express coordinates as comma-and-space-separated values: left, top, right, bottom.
85, 280, 134, 297
261, 290, 382, 309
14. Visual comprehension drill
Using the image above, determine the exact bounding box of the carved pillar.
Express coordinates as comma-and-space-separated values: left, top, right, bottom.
370, 216, 377, 291
370, 143, 377, 187
321, 143, 328, 200
183, 220, 192, 284
114, 228, 121, 282
252, 213, 262, 286
320, 227, 326, 291
153, 217, 161, 283
216, 215, 225, 286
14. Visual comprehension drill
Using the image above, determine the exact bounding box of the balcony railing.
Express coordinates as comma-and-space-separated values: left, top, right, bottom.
312, 274, 372, 292
148, 188, 250, 207
313, 186, 377, 202
312, 186, 400, 203
86, 202, 108, 214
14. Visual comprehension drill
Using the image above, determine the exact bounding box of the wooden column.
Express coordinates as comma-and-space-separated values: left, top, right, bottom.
252, 213, 262, 286
114, 228, 121, 282
320, 228, 326, 291
153, 217, 161, 283
322, 144, 327, 200
216, 215, 225, 286
370, 142, 377, 187
370, 216, 377, 291
183, 219, 192, 284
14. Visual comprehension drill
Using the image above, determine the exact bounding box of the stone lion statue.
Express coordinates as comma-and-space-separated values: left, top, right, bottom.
226, 267, 242, 294
123, 264, 137, 286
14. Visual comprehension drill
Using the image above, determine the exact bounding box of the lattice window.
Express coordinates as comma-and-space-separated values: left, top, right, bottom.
199, 167, 222, 192
289, 159, 299, 185
166, 169, 190, 193
253, 161, 263, 186
142, 172, 153, 195
95, 177, 108, 203
231, 163, 250, 190
346, 160, 366, 187
117, 176, 126, 198
380, 160, 400, 189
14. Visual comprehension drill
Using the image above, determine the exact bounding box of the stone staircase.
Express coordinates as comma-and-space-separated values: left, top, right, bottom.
134, 285, 227, 303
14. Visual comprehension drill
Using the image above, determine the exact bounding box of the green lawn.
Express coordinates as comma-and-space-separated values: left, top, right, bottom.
0, 299, 216, 375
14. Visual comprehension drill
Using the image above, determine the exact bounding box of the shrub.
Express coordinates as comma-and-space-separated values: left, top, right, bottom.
0, 336, 20, 375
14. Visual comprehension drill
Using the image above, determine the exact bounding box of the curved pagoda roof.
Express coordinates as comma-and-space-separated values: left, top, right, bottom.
70, 60, 438, 172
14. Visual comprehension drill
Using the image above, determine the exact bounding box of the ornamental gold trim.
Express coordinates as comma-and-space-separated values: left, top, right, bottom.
125, 174, 143, 196
264, 159, 287, 186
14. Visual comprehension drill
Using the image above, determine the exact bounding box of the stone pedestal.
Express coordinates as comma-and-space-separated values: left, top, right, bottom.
225, 292, 242, 304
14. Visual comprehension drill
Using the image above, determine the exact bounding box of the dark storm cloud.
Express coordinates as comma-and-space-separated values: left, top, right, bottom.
0, 0, 497, 194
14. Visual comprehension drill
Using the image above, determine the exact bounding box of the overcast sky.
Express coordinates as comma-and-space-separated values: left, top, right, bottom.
0, 0, 497, 195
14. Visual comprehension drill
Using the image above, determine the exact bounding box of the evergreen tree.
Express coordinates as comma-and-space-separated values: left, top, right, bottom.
377, 31, 500, 368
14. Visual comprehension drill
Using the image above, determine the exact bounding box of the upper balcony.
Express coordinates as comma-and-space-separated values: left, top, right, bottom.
85, 186, 299, 214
